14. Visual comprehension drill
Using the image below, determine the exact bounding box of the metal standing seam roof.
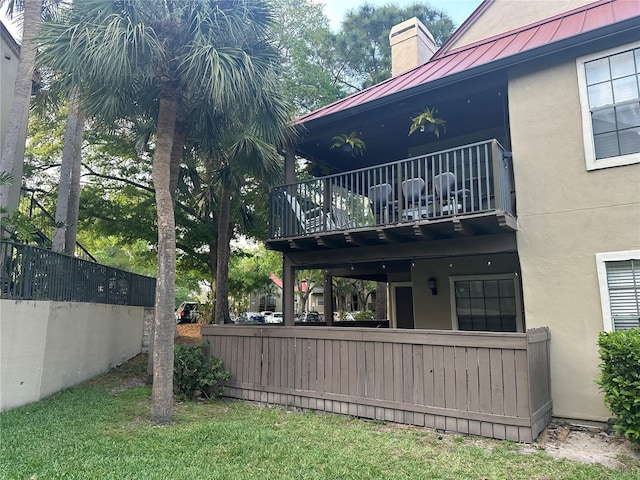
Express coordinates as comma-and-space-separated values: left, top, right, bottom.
294, 0, 640, 125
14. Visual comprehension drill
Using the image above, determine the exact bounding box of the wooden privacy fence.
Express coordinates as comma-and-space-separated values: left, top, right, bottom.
202, 326, 552, 443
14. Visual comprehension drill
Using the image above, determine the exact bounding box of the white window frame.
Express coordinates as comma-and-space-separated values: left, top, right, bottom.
448, 274, 523, 333
595, 249, 640, 332
576, 41, 640, 171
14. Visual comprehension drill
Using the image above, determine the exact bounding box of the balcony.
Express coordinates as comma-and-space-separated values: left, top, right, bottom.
267, 139, 516, 251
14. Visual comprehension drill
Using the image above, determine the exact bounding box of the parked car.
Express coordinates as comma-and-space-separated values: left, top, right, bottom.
237, 312, 265, 324
175, 302, 200, 324
301, 311, 321, 322
266, 311, 283, 324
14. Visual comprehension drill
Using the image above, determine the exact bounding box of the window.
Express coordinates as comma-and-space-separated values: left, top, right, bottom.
596, 251, 640, 331
316, 295, 324, 307
449, 274, 523, 332
577, 42, 640, 170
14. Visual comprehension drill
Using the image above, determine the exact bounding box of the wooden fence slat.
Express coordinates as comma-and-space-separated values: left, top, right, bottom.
454, 346, 468, 412
383, 343, 394, 401
489, 348, 505, 415
478, 348, 492, 413
402, 344, 413, 405
444, 346, 456, 409
412, 345, 424, 405
433, 346, 445, 407
502, 349, 517, 417
423, 345, 434, 406
317, 339, 325, 393
467, 347, 480, 413
332, 340, 341, 393
349, 341, 358, 397
393, 343, 404, 403
374, 342, 385, 399
365, 342, 375, 398
287, 338, 295, 389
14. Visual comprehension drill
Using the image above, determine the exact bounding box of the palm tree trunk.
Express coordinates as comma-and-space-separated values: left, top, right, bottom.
63, 103, 85, 255
0, 0, 43, 213
169, 124, 187, 204
151, 87, 179, 424
52, 90, 83, 252
214, 182, 233, 324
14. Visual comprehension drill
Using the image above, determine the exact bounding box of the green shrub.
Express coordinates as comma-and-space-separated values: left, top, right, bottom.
354, 310, 375, 320
597, 328, 640, 444
174, 342, 231, 401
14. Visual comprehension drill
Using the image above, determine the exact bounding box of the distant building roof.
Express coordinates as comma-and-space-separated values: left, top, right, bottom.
295, 0, 639, 125
269, 273, 306, 292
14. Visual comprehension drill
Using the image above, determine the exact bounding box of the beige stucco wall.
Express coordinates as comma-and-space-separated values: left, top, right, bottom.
508, 55, 640, 421
409, 253, 521, 329
0, 301, 146, 411
448, 0, 594, 51
1, 28, 28, 211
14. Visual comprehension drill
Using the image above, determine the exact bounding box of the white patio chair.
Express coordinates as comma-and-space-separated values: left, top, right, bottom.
401, 177, 431, 220
368, 183, 393, 224
284, 193, 334, 234
433, 172, 470, 214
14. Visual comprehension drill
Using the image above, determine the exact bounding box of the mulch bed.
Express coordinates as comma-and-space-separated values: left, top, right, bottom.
175, 323, 203, 344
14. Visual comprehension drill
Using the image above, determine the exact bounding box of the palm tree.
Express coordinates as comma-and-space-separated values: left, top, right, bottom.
0, 0, 44, 214
38, 0, 283, 424
203, 88, 294, 325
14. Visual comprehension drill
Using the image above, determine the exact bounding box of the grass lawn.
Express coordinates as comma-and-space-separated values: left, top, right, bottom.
1, 355, 638, 480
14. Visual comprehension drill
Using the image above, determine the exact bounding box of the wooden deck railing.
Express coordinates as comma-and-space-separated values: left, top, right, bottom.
202, 326, 552, 442
269, 139, 513, 239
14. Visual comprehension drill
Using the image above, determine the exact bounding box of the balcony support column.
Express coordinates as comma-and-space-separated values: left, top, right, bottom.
283, 254, 296, 326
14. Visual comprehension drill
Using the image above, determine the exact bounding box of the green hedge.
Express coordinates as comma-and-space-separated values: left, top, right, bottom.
597, 328, 640, 444
174, 342, 231, 401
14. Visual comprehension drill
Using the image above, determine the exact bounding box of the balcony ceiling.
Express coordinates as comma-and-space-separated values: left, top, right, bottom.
295, 74, 509, 173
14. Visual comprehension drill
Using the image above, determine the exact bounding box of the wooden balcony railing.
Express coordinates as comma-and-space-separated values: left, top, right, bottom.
269, 139, 514, 239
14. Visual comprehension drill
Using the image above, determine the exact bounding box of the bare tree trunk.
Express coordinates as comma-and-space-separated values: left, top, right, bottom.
150, 87, 178, 424
375, 281, 387, 320
0, 0, 43, 213
64, 92, 85, 254
214, 183, 232, 324
207, 244, 217, 323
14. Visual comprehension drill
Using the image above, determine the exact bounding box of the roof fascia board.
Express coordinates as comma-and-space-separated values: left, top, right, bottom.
300, 19, 640, 131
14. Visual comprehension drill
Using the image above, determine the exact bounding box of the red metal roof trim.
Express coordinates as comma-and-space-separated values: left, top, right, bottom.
295, 0, 639, 125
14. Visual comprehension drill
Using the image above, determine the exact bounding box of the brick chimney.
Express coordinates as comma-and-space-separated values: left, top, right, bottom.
389, 17, 437, 77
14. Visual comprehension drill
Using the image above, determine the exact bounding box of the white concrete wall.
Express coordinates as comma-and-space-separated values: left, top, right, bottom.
0, 300, 147, 411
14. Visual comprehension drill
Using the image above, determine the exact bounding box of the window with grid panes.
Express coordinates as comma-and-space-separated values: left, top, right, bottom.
605, 259, 640, 331
451, 275, 522, 332
581, 44, 640, 166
